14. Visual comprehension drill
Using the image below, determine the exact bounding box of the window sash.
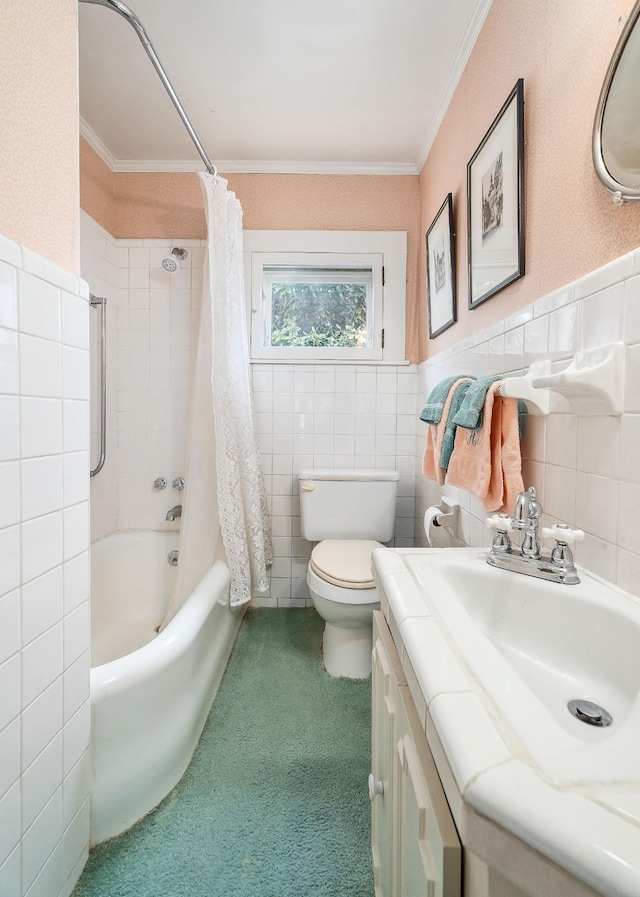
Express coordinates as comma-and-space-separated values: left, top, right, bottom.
250, 252, 383, 361
263, 267, 373, 350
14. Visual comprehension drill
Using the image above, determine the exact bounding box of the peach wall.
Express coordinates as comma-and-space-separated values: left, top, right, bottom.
80, 140, 206, 239
79, 138, 422, 359
79, 138, 117, 235
0, 0, 79, 273
419, 0, 640, 362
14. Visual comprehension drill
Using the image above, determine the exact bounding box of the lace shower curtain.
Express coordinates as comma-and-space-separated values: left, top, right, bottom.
165, 174, 271, 621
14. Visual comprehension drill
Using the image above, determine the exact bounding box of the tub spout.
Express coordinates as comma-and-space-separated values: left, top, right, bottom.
166, 505, 182, 521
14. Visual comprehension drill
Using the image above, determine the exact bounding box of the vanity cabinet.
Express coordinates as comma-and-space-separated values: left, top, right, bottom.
371, 611, 461, 897
371, 607, 601, 897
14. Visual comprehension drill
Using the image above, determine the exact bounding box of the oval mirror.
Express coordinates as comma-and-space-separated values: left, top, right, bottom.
593, 1, 640, 202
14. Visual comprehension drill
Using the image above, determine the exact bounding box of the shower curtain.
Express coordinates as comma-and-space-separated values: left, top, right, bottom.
165, 174, 272, 621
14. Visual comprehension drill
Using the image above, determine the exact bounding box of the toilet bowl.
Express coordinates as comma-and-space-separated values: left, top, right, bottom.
298, 469, 400, 679
307, 540, 382, 678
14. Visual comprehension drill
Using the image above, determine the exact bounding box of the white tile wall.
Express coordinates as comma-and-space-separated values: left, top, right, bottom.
81, 214, 418, 606
252, 362, 417, 607
82, 210, 640, 609
0, 231, 90, 897
415, 246, 640, 594
80, 213, 205, 540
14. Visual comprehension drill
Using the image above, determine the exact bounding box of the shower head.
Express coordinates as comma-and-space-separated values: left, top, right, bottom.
162, 255, 179, 273
161, 247, 188, 273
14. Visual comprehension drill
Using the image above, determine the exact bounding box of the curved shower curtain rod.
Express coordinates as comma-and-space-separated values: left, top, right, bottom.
79, 0, 218, 177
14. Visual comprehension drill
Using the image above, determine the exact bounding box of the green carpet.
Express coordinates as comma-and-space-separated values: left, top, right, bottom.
73, 608, 374, 896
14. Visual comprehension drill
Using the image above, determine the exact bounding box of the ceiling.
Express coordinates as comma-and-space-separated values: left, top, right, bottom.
78, 0, 491, 175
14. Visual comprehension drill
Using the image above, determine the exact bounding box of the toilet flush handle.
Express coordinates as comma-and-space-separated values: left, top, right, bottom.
301, 483, 315, 491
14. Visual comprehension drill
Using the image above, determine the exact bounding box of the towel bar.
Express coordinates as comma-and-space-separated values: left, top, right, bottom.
498, 343, 624, 416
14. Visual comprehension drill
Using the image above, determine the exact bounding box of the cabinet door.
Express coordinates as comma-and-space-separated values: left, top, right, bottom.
371, 612, 405, 897
395, 687, 461, 897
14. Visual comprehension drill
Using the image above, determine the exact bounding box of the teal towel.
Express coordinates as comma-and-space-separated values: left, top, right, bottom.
439, 379, 475, 469
420, 375, 475, 423
452, 375, 504, 430
517, 399, 528, 437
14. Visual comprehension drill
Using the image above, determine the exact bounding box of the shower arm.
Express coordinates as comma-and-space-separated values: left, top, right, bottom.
79, 0, 218, 177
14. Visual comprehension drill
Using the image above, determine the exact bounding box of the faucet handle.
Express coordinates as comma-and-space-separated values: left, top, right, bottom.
542, 523, 584, 573
541, 523, 585, 545
486, 513, 512, 553
486, 513, 513, 532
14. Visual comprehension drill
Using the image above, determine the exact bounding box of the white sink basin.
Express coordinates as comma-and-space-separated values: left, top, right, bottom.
372, 546, 640, 896
387, 548, 640, 783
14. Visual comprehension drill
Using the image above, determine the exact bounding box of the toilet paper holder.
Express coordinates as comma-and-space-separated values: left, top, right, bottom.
424, 497, 460, 537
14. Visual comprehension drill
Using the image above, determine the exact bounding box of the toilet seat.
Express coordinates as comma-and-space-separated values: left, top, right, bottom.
310, 540, 383, 590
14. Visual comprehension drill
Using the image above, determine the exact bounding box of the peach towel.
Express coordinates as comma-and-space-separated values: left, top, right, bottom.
447, 381, 524, 511
422, 377, 474, 485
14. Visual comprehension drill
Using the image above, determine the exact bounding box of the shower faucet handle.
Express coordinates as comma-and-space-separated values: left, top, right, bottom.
153, 477, 168, 490
172, 477, 185, 490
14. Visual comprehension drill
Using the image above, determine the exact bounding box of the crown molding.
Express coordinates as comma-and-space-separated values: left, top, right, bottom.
80, 120, 419, 176
213, 160, 419, 176
80, 119, 121, 171
415, 0, 493, 173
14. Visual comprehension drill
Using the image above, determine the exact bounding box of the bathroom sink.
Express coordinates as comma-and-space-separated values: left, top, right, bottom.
398, 549, 640, 784
373, 546, 640, 896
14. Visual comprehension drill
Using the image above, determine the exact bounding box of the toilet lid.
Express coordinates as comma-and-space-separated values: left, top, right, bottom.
310, 540, 383, 589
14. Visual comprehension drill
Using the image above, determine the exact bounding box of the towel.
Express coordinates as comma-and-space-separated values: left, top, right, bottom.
484, 393, 525, 512
447, 381, 524, 510
420, 375, 474, 423
439, 379, 475, 471
422, 377, 475, 484
451, 375, 504, 430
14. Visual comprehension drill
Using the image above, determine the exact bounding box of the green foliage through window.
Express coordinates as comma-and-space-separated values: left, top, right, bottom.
270, 281, 368, 348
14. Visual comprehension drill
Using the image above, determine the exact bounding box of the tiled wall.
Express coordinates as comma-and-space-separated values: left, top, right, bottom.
251, 363, 417, 606
0, 234, 91, 897
81, 213, 205, 541
82, 212, 419, 605
415, 248, 640, 594
81, 209, 640, 602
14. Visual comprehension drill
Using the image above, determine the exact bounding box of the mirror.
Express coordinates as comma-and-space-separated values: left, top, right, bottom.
593, 1, 640, 202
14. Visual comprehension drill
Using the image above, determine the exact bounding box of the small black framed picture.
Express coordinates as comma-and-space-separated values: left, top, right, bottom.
425, 193, 456, 339
467, 78, 525, 309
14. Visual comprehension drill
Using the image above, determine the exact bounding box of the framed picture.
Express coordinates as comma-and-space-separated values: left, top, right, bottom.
425, 193, 456, 338
467, 78, 525, 309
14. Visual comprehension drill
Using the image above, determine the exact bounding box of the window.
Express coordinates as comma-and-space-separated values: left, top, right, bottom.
244, 231, 406, 363
253, 253, 381, 360
266, 263, 373, 350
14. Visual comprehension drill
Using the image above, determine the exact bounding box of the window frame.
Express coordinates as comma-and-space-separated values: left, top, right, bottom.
243, 230, 407, 363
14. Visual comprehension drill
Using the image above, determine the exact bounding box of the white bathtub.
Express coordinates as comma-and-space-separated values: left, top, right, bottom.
90, 530, 242, 845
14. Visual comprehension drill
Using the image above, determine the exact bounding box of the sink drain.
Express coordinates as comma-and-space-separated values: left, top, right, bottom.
567, 699, 612, 727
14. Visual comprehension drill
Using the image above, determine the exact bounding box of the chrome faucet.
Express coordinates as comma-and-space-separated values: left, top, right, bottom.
166, 505, 182, 521
511, 486, 543, 558
486, 487, 584, 584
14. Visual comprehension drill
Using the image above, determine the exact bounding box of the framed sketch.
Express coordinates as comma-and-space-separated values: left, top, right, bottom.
467, 78, 525, 309
425, 193, 456, 338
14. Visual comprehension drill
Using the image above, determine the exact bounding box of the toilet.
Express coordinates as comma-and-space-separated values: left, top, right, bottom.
298, 468, 400, 678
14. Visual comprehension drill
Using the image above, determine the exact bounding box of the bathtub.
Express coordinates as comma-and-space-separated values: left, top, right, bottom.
89, 530, 242, 845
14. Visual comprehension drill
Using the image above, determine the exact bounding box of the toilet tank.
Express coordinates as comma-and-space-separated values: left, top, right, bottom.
298, 468, 400, 542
